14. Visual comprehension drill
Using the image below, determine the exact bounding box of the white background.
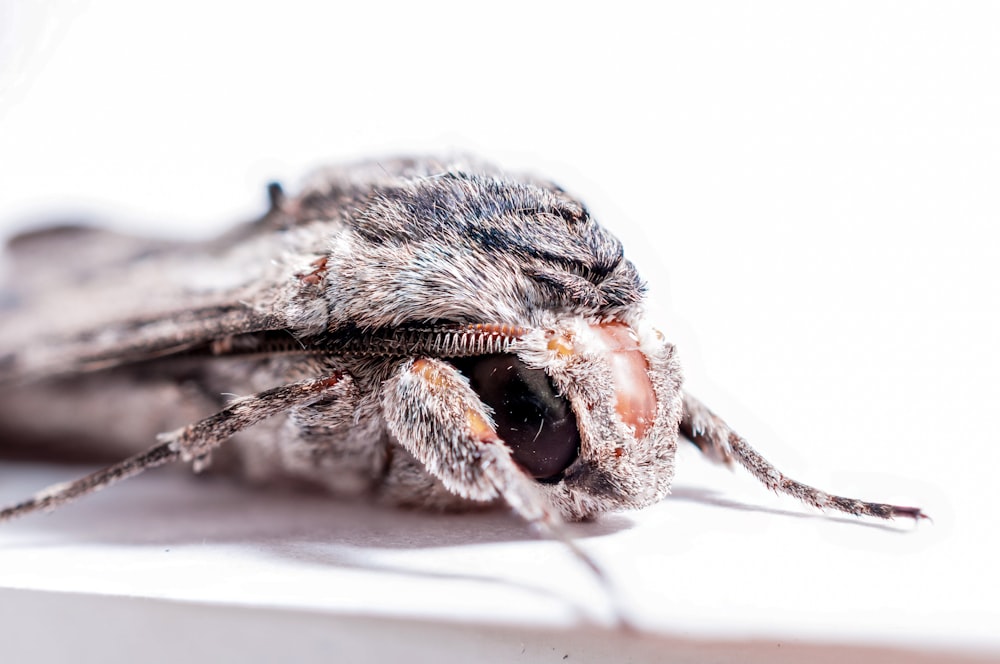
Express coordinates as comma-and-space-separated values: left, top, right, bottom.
0, 2, 998, 662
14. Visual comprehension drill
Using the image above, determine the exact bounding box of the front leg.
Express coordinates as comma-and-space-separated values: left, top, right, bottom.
382, 357, 624, 610
680, 391, 925, 520
382, 358, 553, 523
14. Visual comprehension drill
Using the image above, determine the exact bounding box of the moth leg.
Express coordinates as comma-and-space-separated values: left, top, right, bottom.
159, 374, 347, 470
680, 392, 926, 520
0, 375, 346, 523
382, 358, 614, 587
679, 393, 734, 467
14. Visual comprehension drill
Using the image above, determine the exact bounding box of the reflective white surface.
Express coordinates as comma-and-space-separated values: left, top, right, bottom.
0, 445, 986, 663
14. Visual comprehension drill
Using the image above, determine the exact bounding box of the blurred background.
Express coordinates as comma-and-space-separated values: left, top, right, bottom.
1, 1, 998, 658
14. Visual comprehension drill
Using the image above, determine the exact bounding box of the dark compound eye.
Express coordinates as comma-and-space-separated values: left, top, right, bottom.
450, 355, 580, 482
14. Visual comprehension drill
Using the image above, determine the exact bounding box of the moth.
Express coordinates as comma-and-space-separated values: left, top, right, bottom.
0, 156, 924, 548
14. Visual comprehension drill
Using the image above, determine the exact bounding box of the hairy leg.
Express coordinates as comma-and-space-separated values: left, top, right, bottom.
680, 392, 925, 520
0, 374, 347, 523
382, 358, 620, 593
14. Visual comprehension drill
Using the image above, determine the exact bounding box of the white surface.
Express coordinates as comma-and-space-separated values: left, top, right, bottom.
1, 1, 998, 662
0, 460, 985, 663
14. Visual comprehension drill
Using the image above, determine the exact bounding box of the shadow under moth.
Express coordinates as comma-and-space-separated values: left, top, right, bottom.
0, 156, 924, 562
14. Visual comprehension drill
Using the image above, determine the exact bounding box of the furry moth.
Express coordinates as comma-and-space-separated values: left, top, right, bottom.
0, 155, 924, 542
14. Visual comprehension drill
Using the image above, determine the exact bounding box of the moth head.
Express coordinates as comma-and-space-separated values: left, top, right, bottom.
309, 163, 682, 518
315, 168, 647, 332
451, 316, 684, 520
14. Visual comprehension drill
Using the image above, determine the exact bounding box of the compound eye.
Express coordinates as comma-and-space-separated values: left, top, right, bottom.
451, 355, 580, 482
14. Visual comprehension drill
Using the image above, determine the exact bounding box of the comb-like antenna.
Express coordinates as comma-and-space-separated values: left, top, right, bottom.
197, 323, 528, 360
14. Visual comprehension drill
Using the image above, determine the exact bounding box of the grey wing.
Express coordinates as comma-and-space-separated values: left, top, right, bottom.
0, 155, 504, 381
0, 223, 293, 383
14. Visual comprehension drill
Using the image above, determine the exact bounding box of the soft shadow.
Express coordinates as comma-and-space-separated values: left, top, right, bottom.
0, 463, 634, 550
0, 463, 634, 617
261, 539, 599, 622
668, 485, 919, 532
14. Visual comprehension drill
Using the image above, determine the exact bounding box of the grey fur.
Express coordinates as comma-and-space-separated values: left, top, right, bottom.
0, 156, 924, 529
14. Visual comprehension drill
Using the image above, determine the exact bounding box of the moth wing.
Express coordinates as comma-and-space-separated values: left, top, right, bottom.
0, 222, 292, 382
0, 154, 493, 381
